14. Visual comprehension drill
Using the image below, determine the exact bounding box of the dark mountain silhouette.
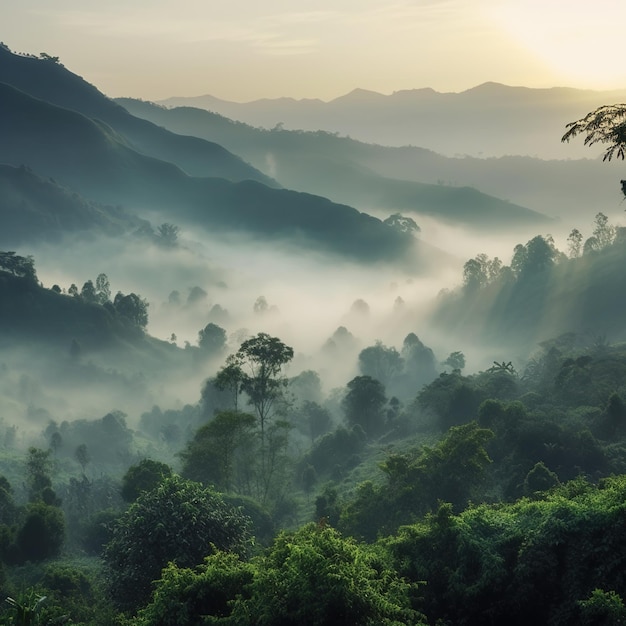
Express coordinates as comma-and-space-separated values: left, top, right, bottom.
0, 82, 421, 264
0, 46, 274, 185
0, 163, 146, 246
117, 99, 552, 230
158, 83, 626, 160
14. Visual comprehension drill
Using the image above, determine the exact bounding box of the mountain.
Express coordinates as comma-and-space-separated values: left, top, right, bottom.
0, 163, 146, 246
0, 81, 421, 264
0, 46, 274, 186
117, 99, 552, 230
118, 98, 625, 223
158, 83, 626, 160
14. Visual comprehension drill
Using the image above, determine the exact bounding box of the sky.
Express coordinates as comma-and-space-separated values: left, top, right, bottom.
2, 0, 626, 102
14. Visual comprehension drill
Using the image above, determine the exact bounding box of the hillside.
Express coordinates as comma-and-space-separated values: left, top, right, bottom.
0, 46, 274, 186
430, 232, 626, 352
0, 163, 146, 246
0, 82, 422, 264
117, 99, 552, 230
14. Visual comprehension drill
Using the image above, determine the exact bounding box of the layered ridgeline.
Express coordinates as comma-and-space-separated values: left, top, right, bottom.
117, 98, 553, 230
0, 46, 423, 264
158, 83, 626, 159
120, 97, 625, 223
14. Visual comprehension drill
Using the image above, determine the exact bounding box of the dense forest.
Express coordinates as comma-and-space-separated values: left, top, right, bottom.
4, 231, 626, 625
3, 42, 626, 626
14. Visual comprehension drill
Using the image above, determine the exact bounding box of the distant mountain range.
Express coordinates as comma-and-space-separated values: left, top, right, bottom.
158, 84, 626, 160
117, 98, 553, 230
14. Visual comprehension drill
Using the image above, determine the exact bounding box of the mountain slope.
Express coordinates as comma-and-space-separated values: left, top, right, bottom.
0, 46, 275, 185
0, 82, 422, 264
0, 163, 146, 246
117, 99, 552, 229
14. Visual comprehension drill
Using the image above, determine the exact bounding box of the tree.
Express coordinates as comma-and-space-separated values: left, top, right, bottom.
180, 411, 256, 493
0, 251, 37, 282
383, 213, 421, 235
74, 444, 90, 475
16, 502, 65, 562
236, 333, 294, 439
197, 322, 227, 354
444, 351, 466, 372
242, 524, 423, 626
80, 280, 98, 303
95, 273, 111, 303
562, 104, 626, 162
213, 354, 246, 412
253, 295, 269, 314
104, 476, 250, 612
26, 447, 58, 504
113, 292, 149, 329
591, 212, 615, 249
563, 104, 626, 195
358, 341, 404, 388
567, 228, 583, 258
120, 459, 173, 503
462, 256, 488, 291
156, 223, 179, 246
342, 375, 387, 437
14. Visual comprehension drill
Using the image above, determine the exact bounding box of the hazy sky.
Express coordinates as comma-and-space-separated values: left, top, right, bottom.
2, 0, 625, 101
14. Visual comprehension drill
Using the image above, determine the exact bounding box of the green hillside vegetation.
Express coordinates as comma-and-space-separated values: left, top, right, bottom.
0, 253, 163, 355
118, 98, 551, 230
431, 213, 626, 349
0, 164, 146, 246
3, 246, 626, 623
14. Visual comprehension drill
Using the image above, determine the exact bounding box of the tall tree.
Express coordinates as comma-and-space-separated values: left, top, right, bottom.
342, 375, 387, 438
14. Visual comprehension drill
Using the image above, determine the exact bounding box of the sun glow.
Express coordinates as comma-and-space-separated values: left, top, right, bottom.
489, 0, 626, 89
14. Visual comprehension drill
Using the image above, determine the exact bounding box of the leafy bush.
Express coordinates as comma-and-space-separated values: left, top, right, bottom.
103, 475, 251, 612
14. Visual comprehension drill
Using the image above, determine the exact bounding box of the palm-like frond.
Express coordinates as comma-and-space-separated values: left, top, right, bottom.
562, 104, 626, 161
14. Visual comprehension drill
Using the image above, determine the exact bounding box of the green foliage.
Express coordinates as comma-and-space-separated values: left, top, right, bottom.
523, 461, 560, 496
386, 475, 626, 625
245, 524, 424, 626
578, 589, 626, 625
121, 459, 173, 502
104, 475, 251, 612
136, 552, 255, 626
198, 323, 227, 354
235, 332, 294, 432
2, 590, 47, 626
180, 411, 256, 493
113, 291, 149, 329
342, 375, 387, 437
16, 503, 65, 562
340, 422, 493, 540
299, 425, 366, 480
358, 341, 404, 388
416, 371, 485, 430
25, 448, 58, 505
